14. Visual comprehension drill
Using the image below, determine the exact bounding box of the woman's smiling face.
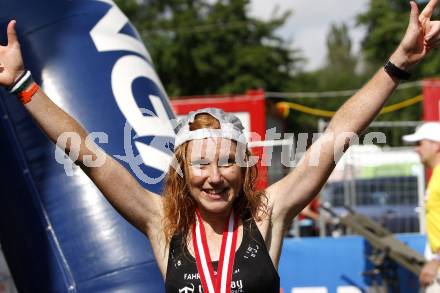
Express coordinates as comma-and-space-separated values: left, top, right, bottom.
186, 137, 243, 216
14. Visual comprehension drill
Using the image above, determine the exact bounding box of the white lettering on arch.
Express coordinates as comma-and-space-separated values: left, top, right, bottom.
90, 0, 152, 62
90, 1, 175, 175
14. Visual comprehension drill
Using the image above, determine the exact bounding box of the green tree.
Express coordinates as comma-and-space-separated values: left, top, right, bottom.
326, 23, 357, 72
115, 0, 302, 96
280, 22, 366, 134
357, 0, 440, 78
355, 0, 436, 144
317, 23, 362, 90
357, 0, 409, 68
286, 22, 364, 92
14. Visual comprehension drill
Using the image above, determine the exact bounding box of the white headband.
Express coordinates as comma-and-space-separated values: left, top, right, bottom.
174, 108, 247, 148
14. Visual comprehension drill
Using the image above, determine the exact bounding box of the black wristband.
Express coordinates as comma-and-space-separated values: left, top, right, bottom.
384, 60, 411, 80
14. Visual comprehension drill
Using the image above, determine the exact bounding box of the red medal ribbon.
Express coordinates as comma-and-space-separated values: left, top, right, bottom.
192, 209, 239, 293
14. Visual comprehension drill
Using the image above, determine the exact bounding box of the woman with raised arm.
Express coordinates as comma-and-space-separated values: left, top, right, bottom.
1, 1, 440, 292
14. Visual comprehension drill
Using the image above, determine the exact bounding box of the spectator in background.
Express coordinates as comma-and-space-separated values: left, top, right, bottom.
403, 122, 440, 291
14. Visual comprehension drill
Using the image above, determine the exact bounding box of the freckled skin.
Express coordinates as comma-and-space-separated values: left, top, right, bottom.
186, 137, 243, 218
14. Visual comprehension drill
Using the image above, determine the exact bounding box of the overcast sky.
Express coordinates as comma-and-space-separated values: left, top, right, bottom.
249, 0, 370, 71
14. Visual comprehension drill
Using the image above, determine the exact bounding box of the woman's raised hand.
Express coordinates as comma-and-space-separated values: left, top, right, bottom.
0, 20, 25, 88
392, 0, 440, 68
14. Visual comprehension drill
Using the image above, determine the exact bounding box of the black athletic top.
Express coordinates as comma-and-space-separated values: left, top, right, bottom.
165, 218, 280, 293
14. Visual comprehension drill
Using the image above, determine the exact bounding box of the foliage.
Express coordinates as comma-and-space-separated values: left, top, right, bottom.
282, 1, 434, 137
356, 0, 432, 129
357, 0, 440, 78
279, 23, 368, 133
115, 0, 429, 145
115, 0, 303, 96
316, 23, 363, 91
357, 0, 409, 68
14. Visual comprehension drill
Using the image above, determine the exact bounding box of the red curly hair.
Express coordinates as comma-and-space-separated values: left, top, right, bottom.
162, 113, 267, 244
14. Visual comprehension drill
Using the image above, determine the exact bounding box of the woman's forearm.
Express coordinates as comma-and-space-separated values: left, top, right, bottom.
25, 87, 99, 163
326, 67, 398, 135
326, 48, 415, 136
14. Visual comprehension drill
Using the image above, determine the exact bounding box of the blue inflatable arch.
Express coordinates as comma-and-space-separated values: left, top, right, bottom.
0, 0, 174, 292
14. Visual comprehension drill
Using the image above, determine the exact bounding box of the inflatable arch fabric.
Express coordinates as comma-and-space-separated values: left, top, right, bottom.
0, 0, 174, 292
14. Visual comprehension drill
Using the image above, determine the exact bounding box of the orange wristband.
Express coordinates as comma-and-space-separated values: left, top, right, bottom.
17, 82, 40, 104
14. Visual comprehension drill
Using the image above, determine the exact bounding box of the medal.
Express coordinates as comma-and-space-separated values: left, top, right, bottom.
192, 209, 239, 293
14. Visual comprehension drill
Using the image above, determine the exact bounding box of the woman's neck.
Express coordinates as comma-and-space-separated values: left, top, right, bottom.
197, 207, 232, 235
